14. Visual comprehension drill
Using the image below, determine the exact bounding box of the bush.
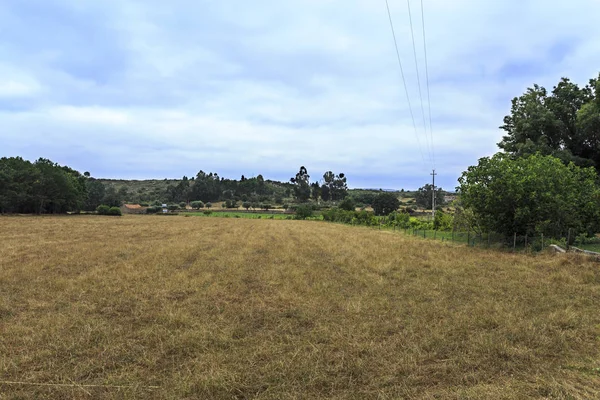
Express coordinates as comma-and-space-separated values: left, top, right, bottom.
108, 206, 122, 216
190, 201, 204, 209
203, 210, 212, 216
225, 199, 237, 209
168, 205, 179, 211
205, 202, 212, 209
372, 192, 400, 216
96, 205, 110, 215
179, 202, 187, 208
339, 198, 356, 211
262, 204, 272, 211
433, 210, 454, 231
146, 206, 159, 214
294, 205, 314, 220
242, 201, 251, 210
139, 202, 150, 207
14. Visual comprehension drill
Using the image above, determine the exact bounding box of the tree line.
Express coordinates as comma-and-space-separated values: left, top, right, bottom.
0, 157, 357, 214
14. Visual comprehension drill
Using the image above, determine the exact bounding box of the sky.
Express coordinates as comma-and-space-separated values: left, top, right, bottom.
1, 0, 600, 190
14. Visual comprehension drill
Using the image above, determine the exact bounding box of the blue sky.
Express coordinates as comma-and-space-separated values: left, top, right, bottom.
2, 0, 600, 190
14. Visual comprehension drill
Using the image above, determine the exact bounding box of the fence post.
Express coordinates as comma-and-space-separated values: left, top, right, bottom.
525, 234, 528, 252
467, 231, 470, 246
567, 228, 571, 250
452, 230, 454, 242
513, 232, 517, 252
541, 233, 544, 250
423, 229, 426, 239
488, 232, 491, 248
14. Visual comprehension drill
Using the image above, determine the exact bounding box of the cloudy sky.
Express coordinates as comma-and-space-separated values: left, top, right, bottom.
2, 0, 600, 189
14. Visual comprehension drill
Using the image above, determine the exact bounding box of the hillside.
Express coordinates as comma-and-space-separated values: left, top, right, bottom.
2, 216, 598, 398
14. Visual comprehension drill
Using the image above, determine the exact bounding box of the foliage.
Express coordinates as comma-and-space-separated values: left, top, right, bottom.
415, 184, 445, 210
294, 204, 314, 220
190, 201, 204, 209
290, 166, 311, 202
205, 202, 212, 209
146, 206, 160, 214
458, 153, 600, 237
372, 192, 400, 216
168, 205, 179, 211
321, 171, 348, 201
322, 208, 378, 226
0, 157, 87, 214
433, 210, 454, 231
108, 206, 122, 216
498, 74, 600, 170
96, 205, 111, 215
203, 210, 212, 215
242, 201, 251, 210
338, 197, 356, 211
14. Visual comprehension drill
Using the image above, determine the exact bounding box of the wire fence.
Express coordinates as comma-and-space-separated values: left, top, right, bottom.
399, 228, 588, 253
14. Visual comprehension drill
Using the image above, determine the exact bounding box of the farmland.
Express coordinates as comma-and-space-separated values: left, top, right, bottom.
1, 215, 600, 399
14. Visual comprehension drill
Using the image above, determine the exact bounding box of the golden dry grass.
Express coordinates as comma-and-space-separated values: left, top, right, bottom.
1, 215, 599, 399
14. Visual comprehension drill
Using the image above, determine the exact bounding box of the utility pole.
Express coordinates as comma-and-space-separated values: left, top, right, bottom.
430, 169, 437, 220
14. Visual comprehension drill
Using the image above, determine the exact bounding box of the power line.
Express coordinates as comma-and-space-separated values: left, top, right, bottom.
384, 0, 427, 168
406, 0, 433, 167
420, 0, 435, 168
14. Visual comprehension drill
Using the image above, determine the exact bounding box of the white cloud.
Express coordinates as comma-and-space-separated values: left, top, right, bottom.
1, 0, 600, 188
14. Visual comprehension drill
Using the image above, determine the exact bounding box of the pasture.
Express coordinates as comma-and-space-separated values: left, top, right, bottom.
1, 215, 599, 399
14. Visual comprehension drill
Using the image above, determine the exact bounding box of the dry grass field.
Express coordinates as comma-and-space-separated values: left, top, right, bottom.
1, 215, 599, 399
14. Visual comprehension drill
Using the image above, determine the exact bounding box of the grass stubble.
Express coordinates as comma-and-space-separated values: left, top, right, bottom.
0, 215, 599, 399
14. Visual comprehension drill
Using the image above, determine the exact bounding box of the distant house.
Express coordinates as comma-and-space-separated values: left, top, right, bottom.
162, 204, 168, 213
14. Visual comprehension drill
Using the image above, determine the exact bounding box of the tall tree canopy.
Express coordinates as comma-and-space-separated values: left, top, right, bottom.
290, 166, 311, 202
457, 153, 600, 237
498, 74, 600, 169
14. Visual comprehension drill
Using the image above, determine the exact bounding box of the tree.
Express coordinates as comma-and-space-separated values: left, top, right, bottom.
338, 197, 356, 211
498, 74, 600, 170
85, 179, 106, 211
457, 153, 600, 237
415, 184, 445, 210
310, 182, 321, 202
322, 171, 348, 201
243, 201, 251, 211
290, 166, 311, 202
190, 201, 204, 209
372, 192, 400, 216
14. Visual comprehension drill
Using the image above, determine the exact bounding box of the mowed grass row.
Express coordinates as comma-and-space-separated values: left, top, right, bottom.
1, 216, 599, 399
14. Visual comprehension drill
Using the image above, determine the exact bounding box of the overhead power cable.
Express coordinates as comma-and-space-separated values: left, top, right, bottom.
384, 0, 427, 168
420, 0, 435, 168
406, 0, 433, 167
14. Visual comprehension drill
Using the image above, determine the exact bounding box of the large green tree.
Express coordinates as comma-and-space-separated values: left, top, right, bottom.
498, 74, 600, 169
415, 183, 445, 210
290, 166, 311, 202
457, 153, 600, 237
372, 192, 400, 216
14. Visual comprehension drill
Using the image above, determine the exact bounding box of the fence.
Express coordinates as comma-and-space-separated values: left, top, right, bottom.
400, 228, 582, 253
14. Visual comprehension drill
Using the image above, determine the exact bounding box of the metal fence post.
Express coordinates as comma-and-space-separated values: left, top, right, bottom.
541, 233, 544, 250
513, 232, 517, 252
567, 228, 571, 250
467, 231, 470, 246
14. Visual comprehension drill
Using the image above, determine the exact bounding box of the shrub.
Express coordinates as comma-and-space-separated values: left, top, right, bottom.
96, 205, 110, 215
139, 202, 150, 207
205, 202, 212, 209
225, 199, 237, 209
146, 206, 159, 214
242, 201, 251, 211
168, 205, 179, 211
203, 210, 212, 216
339, 198, 356, 212
108, 206, 122, 216
294, 204, 314, 220
179, 202, 187, 208
190, 201, 204, 209
262, 204, 272, 211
